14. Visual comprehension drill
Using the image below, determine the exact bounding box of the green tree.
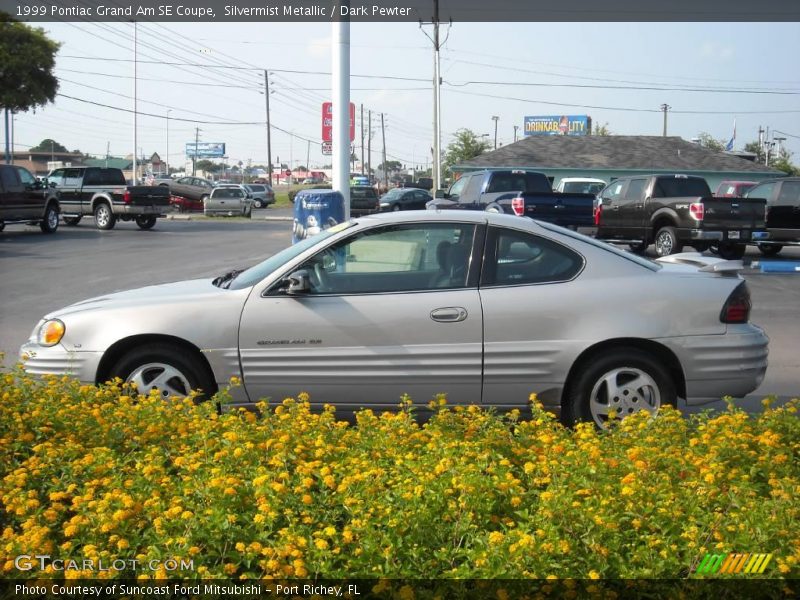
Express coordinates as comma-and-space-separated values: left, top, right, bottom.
443, 129, 491, 174
743, 141, 766, 163
768, 149, 800, 176
593, 122, 612, 136
0, 15, 60, 113
195, 159, 220, 173
378, 160, 402, 171
696, 132, 726, 152
29, 139, 68, 153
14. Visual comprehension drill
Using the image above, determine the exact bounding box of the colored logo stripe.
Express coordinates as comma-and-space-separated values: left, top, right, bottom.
696, 553, 772, 575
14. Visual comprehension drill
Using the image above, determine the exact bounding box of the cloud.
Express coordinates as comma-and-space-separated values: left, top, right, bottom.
307, 36, 331, 59
699, 41, 734, 61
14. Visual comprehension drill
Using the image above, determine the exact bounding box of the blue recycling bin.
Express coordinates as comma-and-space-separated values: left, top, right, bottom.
292, 189, 346, 244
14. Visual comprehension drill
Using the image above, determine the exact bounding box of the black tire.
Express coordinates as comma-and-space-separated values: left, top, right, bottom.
716, 242, 746, 260
628, 241, 648, 255
653, 226, 682, 257
0, 221, 4, 232
135, 215, 157, 230
692, 242, 710, 253
563, 348, 677, 429
110, 342, 217, 402
392, 204, 401, 212
758, 243, 783, 257
94, 202, 116, 230
254, 199, 264, 209
40, 203, 60, 234
63, 216, 82, 226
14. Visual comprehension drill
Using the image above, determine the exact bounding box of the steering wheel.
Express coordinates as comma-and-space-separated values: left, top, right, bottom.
308, 254, 332, 293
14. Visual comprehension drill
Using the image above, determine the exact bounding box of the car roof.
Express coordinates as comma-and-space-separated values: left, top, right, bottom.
560, 177, 606, 183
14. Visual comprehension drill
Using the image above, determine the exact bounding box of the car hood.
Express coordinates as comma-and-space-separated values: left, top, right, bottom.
47, 278, 239, 319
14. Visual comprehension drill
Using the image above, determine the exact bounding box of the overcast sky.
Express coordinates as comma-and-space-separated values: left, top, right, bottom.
9, 21, 800, 171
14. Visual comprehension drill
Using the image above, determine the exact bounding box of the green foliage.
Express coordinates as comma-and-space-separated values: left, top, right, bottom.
0, 14, 60, 112
696, 132, 726, 152
593, 122, 612, 136
443, 129, 492, 174
2, 366, 799, 580
378, 160, 402, 171
28, 138, 68, 153
195, 159, 220, 173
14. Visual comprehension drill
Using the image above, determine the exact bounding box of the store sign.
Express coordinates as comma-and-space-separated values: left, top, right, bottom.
523, 116, 591, 136
322, 102, 356, 142
185, 142, 226, 158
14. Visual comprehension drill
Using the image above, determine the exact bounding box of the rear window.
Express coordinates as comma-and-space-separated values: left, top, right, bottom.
83, 169, 126, 186
247, 185, 265, 192
351, 187, 377, 199
214, 188, 244, 198
486, 172, 552, 194
652, 177, 711, 198
561, 181, 605, 194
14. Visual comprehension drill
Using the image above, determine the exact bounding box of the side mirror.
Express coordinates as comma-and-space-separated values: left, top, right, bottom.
285, 269, 310, 295
246, 194, 253, 199
434, 189, 447, 199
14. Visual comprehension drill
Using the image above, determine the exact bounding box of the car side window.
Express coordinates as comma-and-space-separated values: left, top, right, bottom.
601, 180, 626, 203
483, 228, 584, 286
463, 174, 484, 202
624, 178, 648, 202
777, 181, 800, 204
748, 182, 776, 201
296, 223, 477, 295
15, 167, 36, 186
63, 169, 83, 187
447, 176, 469, 200
1, 166, 19, 189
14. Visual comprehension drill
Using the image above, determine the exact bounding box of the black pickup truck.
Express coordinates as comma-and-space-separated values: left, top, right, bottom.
594, 174, 768, 259
744, 177, 800, 257
47, 167, 171, 230
427, 169, 595, 229
0, 165, 60, 234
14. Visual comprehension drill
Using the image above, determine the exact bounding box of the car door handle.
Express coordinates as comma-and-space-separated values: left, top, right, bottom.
430, 307, 468, 323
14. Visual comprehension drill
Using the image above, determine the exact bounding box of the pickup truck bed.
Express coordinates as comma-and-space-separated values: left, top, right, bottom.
744, 177, 800, 257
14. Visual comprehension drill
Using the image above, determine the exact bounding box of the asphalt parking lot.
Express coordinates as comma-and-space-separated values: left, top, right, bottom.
1, 210, 797, 415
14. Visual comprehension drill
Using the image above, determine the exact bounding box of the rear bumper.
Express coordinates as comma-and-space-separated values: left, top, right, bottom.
688, 229, 769, 242
658, 325, 769, 405
116, 204, 169, 216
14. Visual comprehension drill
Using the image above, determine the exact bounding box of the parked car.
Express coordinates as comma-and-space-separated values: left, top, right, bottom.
379, 187, 432, 212
168, 176, 216, 202
350, 185, 380, 216
745, 177, 800, 257
302, 177, 321, 185
555, 177, 607, 195
428, 169, 595, 230
594, 174, 768, 259
350, 175, 370, 187
0, 164, 60, 234
47, 166, 170, 230
204, 186, 253, 217
20, 211, 768, 429
243, 183, 275, 208
714, 180, 757, 198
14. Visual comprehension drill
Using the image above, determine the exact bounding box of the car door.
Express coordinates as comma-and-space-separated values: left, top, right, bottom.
619, 177, 649, 236
14, 167, 41, 218
412, 190, 431, 209
597, 179, 628, 235
238, 221, 485, 411
479, 226, 585, 406
0, 165, 23, 220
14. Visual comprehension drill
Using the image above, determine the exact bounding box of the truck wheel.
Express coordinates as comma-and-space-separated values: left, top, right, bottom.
654, 226, 682, 257
111, 343, 216, 402
40, 203, 60, 234
0, 221, 4, 232
563, 348, 676, 430
135, 215, 157, 230
63, 216, 82, 226
94, 202, 116, 230
758, 244, 782, 257
716, 243, 746, 260
628, 241, 648, 255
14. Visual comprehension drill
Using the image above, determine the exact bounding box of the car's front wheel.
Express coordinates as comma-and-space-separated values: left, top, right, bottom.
135, 215, 157, 230
40, 203, 59, 233
564, 348, 676, 429
111, 343, 216, 401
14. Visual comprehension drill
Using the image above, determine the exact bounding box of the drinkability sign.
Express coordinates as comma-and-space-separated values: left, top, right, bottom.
524, 115, 591, 136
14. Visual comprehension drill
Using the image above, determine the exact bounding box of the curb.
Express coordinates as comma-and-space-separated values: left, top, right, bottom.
165, 214, 293, 222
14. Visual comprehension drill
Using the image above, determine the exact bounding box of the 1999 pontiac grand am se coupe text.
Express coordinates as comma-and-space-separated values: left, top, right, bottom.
20, 211, 768, 428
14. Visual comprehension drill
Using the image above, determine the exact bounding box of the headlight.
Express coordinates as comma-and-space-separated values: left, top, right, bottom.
37, 319, 65, 347
380, 202, 389, 207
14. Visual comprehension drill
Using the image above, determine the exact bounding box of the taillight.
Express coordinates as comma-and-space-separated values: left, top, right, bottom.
511, 197, 524, 216
122, 190, 131, 204
689, 202, 704, 221
594, 204, 603, 226
720, 282, 751, 324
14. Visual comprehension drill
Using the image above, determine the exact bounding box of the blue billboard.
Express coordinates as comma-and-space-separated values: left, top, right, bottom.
524, 115, 592, 136
185, 142, 226, 158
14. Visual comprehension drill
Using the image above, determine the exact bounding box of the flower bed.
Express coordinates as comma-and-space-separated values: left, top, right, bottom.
1, 367, 798, 580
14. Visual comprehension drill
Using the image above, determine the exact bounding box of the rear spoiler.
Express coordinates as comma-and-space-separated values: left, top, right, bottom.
655, 252, 744, 274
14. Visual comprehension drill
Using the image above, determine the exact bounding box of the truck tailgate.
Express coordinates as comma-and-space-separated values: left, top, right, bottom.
523, 192, 595, 227
702, 196, 766, 230
127, 185, 172, 206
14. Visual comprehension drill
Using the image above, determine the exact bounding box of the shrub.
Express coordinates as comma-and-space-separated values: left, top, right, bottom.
1, 366, 798, 580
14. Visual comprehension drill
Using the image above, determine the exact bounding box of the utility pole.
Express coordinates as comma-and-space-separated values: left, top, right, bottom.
367, 109, 372, 180
513, 125, 519, 143
660, 103, 670, 137
192, 127, 200, 176
492, 115, 499, 150
132, 20, 138, 185
332, 11, 351, 218
360, 104, 365, 175
306, 139, 310, 175
774, 136, 786, 158
3, 109, 9, 164
421, 0, 446, 192
264, 70, 273, 185
381, 112, 387, 191
758, 126, 765, 156
105, 141, 110, 168
166, 109, 171, 176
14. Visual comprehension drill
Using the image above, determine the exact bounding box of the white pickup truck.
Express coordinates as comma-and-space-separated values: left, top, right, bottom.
554, 178, 607, 195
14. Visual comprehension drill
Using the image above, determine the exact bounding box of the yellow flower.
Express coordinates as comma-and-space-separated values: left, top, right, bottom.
488, 531, 505, 545
588, 570, 600, 579
314, 539, 329, 550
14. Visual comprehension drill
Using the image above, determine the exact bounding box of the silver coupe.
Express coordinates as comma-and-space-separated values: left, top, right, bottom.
20, 211, 768, 427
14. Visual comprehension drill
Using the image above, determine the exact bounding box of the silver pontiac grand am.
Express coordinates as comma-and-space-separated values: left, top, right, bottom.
20, 211, 768, 427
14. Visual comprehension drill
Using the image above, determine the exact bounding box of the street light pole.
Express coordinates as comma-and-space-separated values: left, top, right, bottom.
513, 125, 519, 142
264, 69, 273, 185
492, 116, 499, 149
166, 109, 171, 176
660, 103, 670, 137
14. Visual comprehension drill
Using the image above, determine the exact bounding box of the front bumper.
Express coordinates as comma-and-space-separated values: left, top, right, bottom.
19, 341, 102, 383
659, 325, 769, 405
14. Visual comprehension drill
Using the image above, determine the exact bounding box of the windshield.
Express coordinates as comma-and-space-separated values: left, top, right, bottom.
227, 224, 354, 290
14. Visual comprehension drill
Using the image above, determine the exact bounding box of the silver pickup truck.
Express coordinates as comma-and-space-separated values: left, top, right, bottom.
47, 166, 171, 230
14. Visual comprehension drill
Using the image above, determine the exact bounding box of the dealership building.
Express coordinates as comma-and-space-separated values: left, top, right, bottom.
454, 134, 785, 191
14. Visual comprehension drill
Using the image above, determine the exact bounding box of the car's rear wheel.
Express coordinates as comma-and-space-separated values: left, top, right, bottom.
758, 243, 782, 257
564, 348, 676, 429
715, 242, 746, 260
111, 343, 216, 401
40, 203, 59, 233
63, 216, 82, 226
654, 226, 682, 257
94, 202, 116, 230
135, 215, 157, 230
